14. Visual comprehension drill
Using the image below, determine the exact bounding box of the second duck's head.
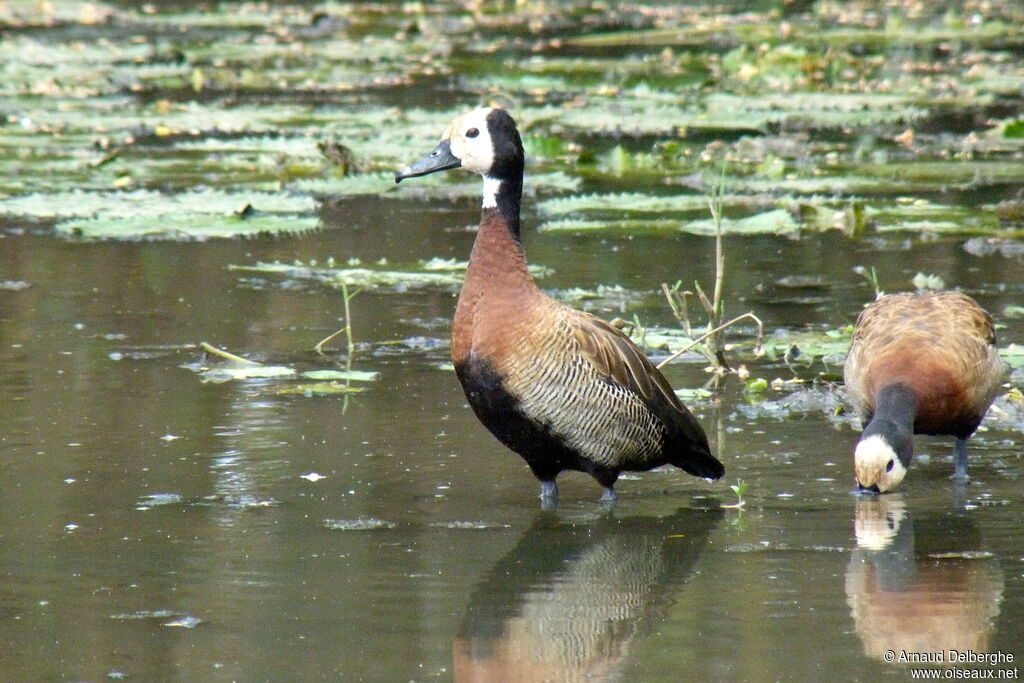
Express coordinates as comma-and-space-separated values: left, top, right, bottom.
854, 421, 912, 494
395, 107, 524, 208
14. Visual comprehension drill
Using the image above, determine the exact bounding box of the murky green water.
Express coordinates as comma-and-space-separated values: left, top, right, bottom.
2, 2, 1023, 681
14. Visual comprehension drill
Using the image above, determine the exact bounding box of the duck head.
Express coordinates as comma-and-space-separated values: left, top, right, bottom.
854, 424, 912, 493
396, 107, 523, 194
396, 107, 525, 235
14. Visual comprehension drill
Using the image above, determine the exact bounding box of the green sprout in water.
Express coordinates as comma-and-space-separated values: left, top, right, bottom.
315, 280, 363, 412
657, 164, 763, 376
724, 479, 748, 509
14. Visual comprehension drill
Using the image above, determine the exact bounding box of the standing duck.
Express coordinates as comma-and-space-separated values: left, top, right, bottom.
395, 107, 723, 505
844, 291, 1005, 493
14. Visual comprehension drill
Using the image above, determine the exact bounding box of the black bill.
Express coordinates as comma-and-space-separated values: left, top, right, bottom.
395, 140, 461, 183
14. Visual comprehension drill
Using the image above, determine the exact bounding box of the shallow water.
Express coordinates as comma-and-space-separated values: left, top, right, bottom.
2, 2, 1024, 681
2, 214, 1022, 681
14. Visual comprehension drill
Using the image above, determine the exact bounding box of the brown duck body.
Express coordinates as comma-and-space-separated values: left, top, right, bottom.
845, 291, 1003, 437
452, 209, 721, 492
844, 291, 1005, 491
396, 106, 721, 503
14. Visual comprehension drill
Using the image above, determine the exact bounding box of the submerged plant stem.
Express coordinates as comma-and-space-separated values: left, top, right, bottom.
314, 282, 360, 358
313, 282, 361, 413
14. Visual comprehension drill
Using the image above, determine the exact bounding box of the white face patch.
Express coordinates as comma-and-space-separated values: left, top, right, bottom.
854, 434, 908, 493
444, 107, 496, 176
442, 107, 507, 210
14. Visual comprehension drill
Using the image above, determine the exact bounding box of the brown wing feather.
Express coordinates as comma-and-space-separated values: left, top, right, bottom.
573, 314, 678, 412
568, 310, 722, 478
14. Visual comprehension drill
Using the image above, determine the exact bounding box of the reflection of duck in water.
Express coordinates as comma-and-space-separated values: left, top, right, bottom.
453, 506, 723, 681
845, 496, 1004, 661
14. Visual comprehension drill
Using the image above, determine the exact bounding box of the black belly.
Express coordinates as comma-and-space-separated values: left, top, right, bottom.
454, 355, 609, 483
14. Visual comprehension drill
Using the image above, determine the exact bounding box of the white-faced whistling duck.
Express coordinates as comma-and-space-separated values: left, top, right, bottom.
844, 291, 1005, 493
395, 107, 724, 506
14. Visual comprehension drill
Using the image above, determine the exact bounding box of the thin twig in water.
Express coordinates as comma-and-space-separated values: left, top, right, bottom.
656, 312, 764, 370
199, 341, 259, 365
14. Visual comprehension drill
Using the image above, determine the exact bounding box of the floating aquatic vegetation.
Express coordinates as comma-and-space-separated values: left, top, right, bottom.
760, 327, 853, 368
0, 188, 313, 220
704, 93, 928, 130
0, 280, 31, 291
57, 212, 316, 240
538, 218, 684, 233
2, 0, 1022, 248
136, 493, 184, 509
295, 169, 580, 199
231, 260, 462, 291
273, 382, 366, 396
541, 208, 802, 236
0, 188, 316, 240
1000, 344, 1024, 370
230, 258, 552, 293
301, 369, 379, 382
539, 192, 714, 216
181, 342, 379, 389
734, 384, 849, 424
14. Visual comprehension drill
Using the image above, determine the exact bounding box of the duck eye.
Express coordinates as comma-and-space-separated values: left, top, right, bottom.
466, 127, 479, 138
885, 459, 895, 473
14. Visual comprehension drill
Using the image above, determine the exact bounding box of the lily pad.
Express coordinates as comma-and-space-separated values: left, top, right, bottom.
274, 382, 366, 396
193, 363, 298, 383
0, 189, 314, 220
538, 192, 714, 216
57, 213, 316, 240
231, 258, 552, 292
543, 209, 801, 236
301, 369, 379, 382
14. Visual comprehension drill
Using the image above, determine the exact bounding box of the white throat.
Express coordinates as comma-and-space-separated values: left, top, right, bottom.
481, 175, 501, 209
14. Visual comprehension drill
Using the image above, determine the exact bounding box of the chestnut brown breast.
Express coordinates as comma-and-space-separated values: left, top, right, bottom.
451, 208, 718, 478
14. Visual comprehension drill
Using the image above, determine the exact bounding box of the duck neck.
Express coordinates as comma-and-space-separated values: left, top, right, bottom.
872, 383, 917, 427
468, 205, 533, 290
864, 382, 917, 466
481, 172, 522, 241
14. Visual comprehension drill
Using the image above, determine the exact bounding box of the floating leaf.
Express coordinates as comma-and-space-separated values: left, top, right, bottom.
56, 213, 316, 240
193, 364, 297, 383
301, 369, 379, 382
1000, 345, 1024, 369
0, 189, 313, 220
230, 258, 551, 292
274, 382, 366, 396
538, 192, 713, 216
1001, 119, 1024, 139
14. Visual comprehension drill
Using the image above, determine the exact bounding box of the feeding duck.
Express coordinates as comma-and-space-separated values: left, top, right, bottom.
844, 291, 1005, 493
395, 106, 723, 505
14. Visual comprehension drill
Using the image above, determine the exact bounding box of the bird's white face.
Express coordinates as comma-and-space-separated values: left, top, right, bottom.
443, 107, 496, 175
854, 434, 908, 493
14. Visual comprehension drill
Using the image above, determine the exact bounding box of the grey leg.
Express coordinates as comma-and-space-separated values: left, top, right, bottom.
599, 486, 617, 505
539, 480, 558, 510
951, 437, 970, 481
